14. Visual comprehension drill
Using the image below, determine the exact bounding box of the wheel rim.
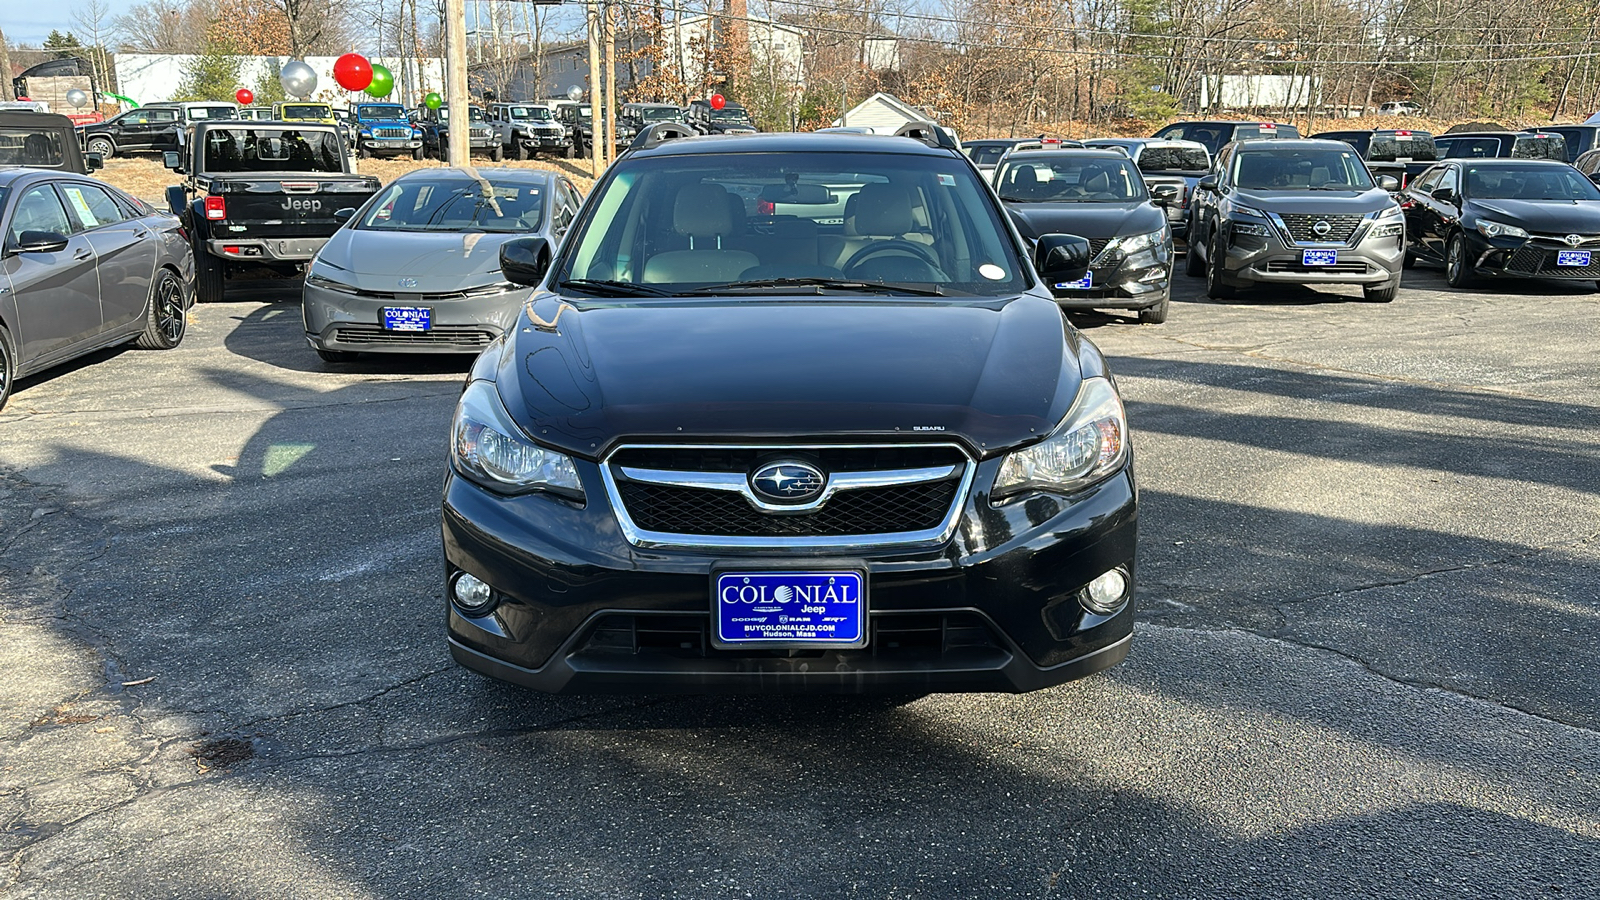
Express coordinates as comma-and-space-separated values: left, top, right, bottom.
1448, 239, 1462, 279
0, 338, 10, 399
157, 276, 185, 341
89, 139, 111, 155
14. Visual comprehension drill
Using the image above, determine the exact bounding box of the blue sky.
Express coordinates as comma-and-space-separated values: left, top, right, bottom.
8, 0, 145, 46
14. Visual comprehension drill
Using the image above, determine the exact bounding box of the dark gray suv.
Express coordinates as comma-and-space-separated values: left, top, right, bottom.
1186, 139, 1406, 303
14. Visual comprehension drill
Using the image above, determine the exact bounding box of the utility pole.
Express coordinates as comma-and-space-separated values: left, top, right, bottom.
586, 0, 604, 176
446, 0, 469, 165
604, 0, 618, 166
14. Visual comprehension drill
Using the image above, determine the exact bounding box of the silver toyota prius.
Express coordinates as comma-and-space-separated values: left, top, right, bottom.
302, 167, 582, 362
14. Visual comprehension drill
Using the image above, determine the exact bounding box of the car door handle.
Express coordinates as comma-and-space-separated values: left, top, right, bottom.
73, 248, 93, 261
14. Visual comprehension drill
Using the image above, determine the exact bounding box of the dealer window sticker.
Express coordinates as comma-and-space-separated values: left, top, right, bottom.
62, 187, 98, 229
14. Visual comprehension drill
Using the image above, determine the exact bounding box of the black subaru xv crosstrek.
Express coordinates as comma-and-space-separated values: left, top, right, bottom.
441, 123, 1137, 694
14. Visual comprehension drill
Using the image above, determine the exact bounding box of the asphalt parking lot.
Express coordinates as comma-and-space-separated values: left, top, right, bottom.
2, 268, 1597, 898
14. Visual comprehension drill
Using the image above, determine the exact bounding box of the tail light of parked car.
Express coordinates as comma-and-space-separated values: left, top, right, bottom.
204, 196, 226, 220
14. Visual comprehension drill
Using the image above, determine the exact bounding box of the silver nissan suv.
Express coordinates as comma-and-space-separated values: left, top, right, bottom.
1187, 139, 1405, 302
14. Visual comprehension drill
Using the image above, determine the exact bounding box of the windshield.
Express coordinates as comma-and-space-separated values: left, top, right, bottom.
357, 105, 407, 121
188, 106, 237, 120
634, 106, 682, 123
1464, 165, 1600, 200
559, 150, 1029, 295
1234, 148, 1375, 190
994, 156, 1145, 202
358, 176, 546, 232
965, 145, 1010, 166
507, 106, 552, 121
0, 127, 67, 167
200, 128, 346, 173
280, 105, 330, 120
1137, 145, 1209, 173
438, 108, 488, 123
1438, 137, 1502, 159
712, 108, 751, 124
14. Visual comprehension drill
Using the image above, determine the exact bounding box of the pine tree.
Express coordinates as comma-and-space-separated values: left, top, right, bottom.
43, 30, 84, 59
174, 32, 245, 102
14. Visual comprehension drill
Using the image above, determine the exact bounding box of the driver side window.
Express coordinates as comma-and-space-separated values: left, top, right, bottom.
8, 185, 76, 246
1437, 167, 1459, 194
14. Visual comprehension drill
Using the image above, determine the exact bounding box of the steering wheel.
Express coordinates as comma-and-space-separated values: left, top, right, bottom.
843, 239, 943, 275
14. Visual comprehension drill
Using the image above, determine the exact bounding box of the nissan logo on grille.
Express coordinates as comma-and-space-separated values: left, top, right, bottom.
750, 462, 826, 502
1312, 220, 1332, 237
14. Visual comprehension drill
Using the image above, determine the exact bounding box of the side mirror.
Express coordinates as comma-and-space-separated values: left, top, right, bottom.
499, 236, 552, 287
1588, 172, 1600, 187
85, 152, 104, 171
1195, 175, 1218, 193
1149, 183, 1181, 205
165, 185, 187, 217
1376, 174, 1400, 192
1034, 234, 1092, 286
333, 207, 356, 223
15, 230, 71, 254
163, 150, 183, 172
1431, 186, 1456, 204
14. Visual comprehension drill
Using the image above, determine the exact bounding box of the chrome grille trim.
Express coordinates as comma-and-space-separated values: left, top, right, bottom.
1267, 211, 1372, 248
601, 443, 976, 550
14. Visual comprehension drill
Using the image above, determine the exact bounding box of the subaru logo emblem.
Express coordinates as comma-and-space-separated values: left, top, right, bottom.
1566, 234, 1583, 247
1312, 220, 1332, 237
750, 461, 826, 502
398, 277, 419, 288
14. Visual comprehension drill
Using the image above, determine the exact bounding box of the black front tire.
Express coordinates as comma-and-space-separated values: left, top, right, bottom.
1206, 234, 1238, 299
562, 141, 575, 159
1138, 295, 1170, 324
490, 144, 504, 162
514, 142, 528, 161
135, 269, 188, 349
316, 347, 359, 364
1402, 248, 1416, 269
358, 145, 372, 159
1185, 221, 1206, 277
412, 147, 424, 160
0, 324, 14, 412
1363, 281, 1399, 303
1445, 232, 1477, 288
194, 248, 225, 303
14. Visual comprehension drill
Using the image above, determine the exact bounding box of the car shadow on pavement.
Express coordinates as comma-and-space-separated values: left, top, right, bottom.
221, 302, 479, 377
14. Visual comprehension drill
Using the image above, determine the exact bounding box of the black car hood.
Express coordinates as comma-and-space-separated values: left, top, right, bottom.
1471, 199, 1600, 232
1234, 187, 1395, 216
494, 294, 1084, 460
1006, 201, 1167, 241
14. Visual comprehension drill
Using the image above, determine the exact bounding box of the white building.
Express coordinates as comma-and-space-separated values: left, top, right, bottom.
663, 14, 805, 90
114, 54, 447, 110
831, 92, 932, 133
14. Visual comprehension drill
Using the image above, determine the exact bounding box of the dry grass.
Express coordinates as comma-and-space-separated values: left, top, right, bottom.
98, 153, 599, 203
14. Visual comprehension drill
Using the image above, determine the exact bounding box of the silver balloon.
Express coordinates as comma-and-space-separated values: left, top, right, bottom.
566, 84, 583, 101
279, 60, 318, 99
66, 89, 90, 108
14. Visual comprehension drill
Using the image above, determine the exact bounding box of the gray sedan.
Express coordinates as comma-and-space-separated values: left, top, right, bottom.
302, 167, 581, 362
1, 168, 192, 411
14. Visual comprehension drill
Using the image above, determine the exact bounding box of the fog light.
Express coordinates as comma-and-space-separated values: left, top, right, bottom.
1081, 568, 1129, 615
452, 572, 495, 615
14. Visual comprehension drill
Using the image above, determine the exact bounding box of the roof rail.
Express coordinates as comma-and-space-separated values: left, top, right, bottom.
894, 120, 959, 151
630, 122, 698, 152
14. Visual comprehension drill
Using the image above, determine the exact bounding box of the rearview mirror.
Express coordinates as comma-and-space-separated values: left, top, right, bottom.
1376, 174, 1400, 192
1034, 234, 1092, 286
85, 152, 104, 171
500, 236, 552, 287
163, 150, 183, 172
14, 230, 71, 254
757, 182, 834, 205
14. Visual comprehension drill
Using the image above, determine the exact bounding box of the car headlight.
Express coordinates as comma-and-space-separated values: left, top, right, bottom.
1106, 228, 1167, 254
305, 270, 359, 294
993, 377, 1127, 501
452, 379, 584, 499
1476, 220, 1528, 239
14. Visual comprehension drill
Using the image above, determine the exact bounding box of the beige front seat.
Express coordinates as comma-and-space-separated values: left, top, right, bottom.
642, 183, 758, 283
829, 182, 916, 271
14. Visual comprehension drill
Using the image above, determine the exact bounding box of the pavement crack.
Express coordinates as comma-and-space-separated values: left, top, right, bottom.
233, 666, 458, 730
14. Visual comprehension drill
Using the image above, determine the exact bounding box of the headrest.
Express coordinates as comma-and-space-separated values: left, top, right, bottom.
674, 183, 735, 237
852, 183, 914, 235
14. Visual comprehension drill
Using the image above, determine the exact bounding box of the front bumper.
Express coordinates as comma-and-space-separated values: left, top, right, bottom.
1468, 234, 1600, 281
442, 456, 1138, 694
206, 236, 328, 263
302, 280, 525, 354
360, 138, 422, 154
1050, 242, 1173, 310
517, 133, 568, 149
1219, 221, 1404, 287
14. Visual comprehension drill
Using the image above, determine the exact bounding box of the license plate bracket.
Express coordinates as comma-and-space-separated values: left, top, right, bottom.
383, 306, 431, 331
1302, 249, 1339, 266
1557, 249, 1591, 267
712, 566, 868, 649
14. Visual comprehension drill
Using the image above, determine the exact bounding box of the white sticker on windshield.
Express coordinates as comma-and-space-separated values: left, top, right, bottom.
979, 264, 1007, 280
938, 174, 956, 186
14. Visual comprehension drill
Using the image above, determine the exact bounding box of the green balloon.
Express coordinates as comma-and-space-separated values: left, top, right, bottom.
365, 65, 394, 98
423, 92, 442, 110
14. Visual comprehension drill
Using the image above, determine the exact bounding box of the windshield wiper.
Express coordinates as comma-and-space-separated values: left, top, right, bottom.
560, 279, 676, 297
681, 277, 947, 297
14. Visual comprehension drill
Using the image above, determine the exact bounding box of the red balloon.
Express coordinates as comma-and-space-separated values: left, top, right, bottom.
235, 88, 254, 106
710, 93, 726, 111
333, 53, 374, 92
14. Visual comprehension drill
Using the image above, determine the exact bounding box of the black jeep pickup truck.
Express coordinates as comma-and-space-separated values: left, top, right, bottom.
163, 121, 378, 302
0, 110, 103, 174
1311, 128, 1438, 191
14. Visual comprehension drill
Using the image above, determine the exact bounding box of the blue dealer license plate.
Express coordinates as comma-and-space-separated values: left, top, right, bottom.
382, 307, 431, 331
1557, 250, 1591, 267
1302, 249, 1338, 266
714, 570, 867, 648
1054, 272, 1093, 291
